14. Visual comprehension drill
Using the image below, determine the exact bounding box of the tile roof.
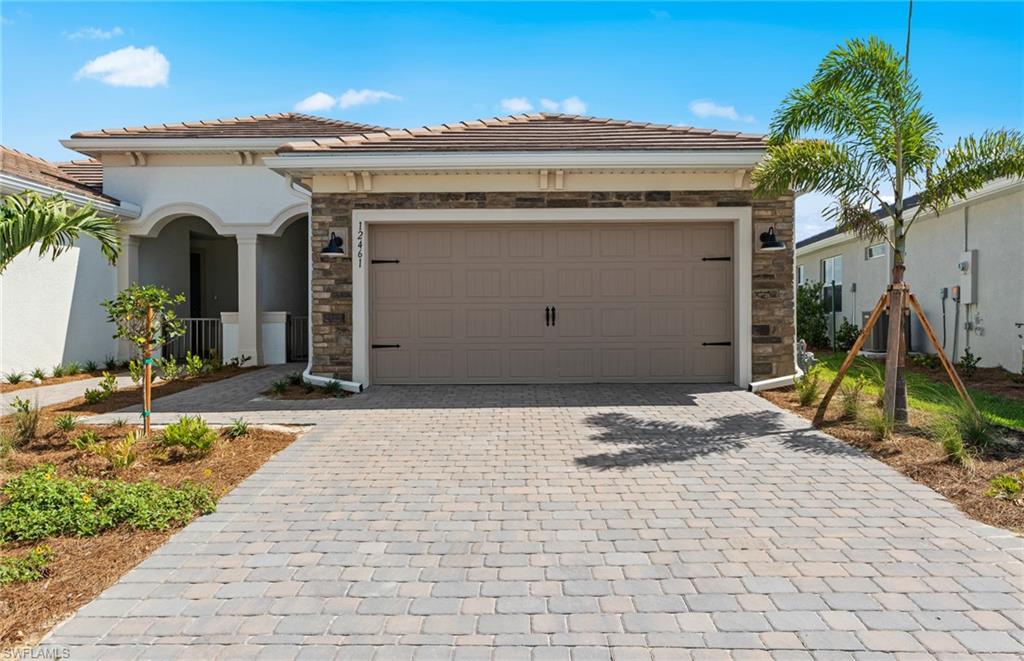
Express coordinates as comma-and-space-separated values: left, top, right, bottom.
795, 194, 922, 250
55, 159, 102, 188
277, 113, 768, 153
70, 112, 388, 139
1, 146, 118, 204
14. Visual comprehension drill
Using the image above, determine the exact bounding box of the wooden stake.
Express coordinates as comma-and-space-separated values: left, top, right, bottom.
813, 293, 888, 426
882, 285, 907, 423
143, 306, 153, 435
907, 293, 980, 416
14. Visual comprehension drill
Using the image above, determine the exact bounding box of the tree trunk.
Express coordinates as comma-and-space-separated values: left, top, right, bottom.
885, 229, 909, 424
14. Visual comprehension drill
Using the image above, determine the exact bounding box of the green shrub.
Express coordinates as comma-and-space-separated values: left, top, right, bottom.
157, 357, 182, 382
91, 431, 140, 470
0, 545, 54, 586
51, 364, 66, 378
838, 375, 868, 419
104, 356, 118, 371
65, 362, 83, 375
128, 359, 144, 385
4, 372, 25, 384
986, 471, 1024, 500
0, 433, 12, 458
54, 414, 78, 433
70, 429, 100, 451
9, 398, 39, 447
957, 348, 981, 378
324, 380, 344, 396
30, 367, 46, 381
271, 379, 288, 395
99, 372, 118, 397
794, 367, 822, 406
796, 281, 830, 348
110, 418, 128, 428
161, 416, 217, 457
834, 318, 860, 351
0, 464, 215, 542
859, 407, 893, 441
83, 388, 106, 405
84, 360, 99, 373
226, 418, 249, 440
287, 372, 303, 386
184, 351, 205, 378
909, 353, 941, 369
9, 396, 31, 415
929, 419, 972, 467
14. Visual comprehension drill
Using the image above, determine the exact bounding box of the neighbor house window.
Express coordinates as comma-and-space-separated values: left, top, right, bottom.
821, 255, 843, 312
796, 265, 806, 285
865, 243, 887, 260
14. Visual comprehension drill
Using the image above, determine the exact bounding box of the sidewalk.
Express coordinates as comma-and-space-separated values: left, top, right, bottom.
0, 374, 136, 410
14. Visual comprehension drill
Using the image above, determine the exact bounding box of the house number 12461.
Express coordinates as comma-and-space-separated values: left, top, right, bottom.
356, 222, 364, 268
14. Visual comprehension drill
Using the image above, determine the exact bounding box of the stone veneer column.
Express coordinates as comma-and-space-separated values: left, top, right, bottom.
236, 234, 261, 365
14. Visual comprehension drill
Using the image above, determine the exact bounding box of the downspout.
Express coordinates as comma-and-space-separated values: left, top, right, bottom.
287, 175, 363, 394
748, 368, 803, 393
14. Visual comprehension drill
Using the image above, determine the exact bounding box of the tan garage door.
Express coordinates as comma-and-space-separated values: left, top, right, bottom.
370, 222, 734, 384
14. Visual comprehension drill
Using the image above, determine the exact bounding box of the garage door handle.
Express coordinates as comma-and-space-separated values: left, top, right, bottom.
702, 341, 732, 346
702, 256, 731, 262
371, 259, 401, 264
371, 344, 401, 349
545, 307, 551, 326
551, 306, 556, 326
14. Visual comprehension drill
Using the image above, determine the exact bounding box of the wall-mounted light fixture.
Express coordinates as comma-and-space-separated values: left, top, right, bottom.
759, 226, 786, 252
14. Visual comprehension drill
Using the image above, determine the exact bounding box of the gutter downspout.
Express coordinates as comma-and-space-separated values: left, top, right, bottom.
288, 175, 363, 394
748, 367, 803, 393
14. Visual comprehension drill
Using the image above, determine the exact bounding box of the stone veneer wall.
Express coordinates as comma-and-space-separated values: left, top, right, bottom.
311, 190, 795, 381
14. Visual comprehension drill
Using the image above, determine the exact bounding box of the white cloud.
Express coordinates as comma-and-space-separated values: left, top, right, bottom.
65, 26, 124, 40
539, 98, 560, 112
294, 91, 337, 112
688, 98, 755, 123
500, 97, 533, 113
535, 96, 588, 114
76, 45, 169, 87
337, 88, 401, 109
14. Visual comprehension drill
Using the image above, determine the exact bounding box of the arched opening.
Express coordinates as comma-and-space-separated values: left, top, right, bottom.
258, 214, 309, 361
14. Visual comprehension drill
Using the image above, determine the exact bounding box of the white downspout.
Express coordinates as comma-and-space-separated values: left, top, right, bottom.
288, 175, 363, 394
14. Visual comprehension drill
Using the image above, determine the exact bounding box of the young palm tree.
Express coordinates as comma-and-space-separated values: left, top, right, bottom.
0, 191, 121, 272
753, 37, 1024, 423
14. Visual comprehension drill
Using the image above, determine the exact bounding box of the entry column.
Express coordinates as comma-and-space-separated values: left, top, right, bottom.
116, 235, 141, 362
236, 234, 261, 365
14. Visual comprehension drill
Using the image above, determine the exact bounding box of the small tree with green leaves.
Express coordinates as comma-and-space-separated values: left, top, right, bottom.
101, 285, 185, 434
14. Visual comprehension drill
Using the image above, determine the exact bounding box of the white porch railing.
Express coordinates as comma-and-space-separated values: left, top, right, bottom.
287, 314, 309, 362
165, 318, 223, 360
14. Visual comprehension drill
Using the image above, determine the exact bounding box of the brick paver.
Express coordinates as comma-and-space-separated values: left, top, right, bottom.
41, 384, 1024, 658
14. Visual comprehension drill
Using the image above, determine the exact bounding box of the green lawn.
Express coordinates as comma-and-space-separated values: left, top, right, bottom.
812, 352, 1024, 431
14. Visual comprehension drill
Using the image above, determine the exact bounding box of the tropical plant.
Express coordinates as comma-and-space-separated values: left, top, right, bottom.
83, 387, 107, 404
54, 414, 79, 433
91, 431, 140, 470
796, 281, 829, 348
128, 359, 143, 385
30, 367, 46, 381
161, 415, 217, 458
0, 191, 120, 272
99, 371, 118, 396
184, 351, 205, 378
4, 371, 25, 384
64, 361, 82, 375
834, 318, 860, 352
323, 379, 343, 397
226, 418, 250, 440
104, 355, 118, 371
51, 364, 66, 378
70, 429, 100, 451
84, 360, 99, 373
752, 36, 1024, 423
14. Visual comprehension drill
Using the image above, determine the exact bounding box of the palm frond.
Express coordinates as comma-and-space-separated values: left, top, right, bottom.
918, 129, 1024, 216
0, 192, 121, 272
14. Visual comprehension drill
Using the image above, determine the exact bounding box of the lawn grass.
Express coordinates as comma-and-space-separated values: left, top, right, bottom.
813, 352, 1024, 430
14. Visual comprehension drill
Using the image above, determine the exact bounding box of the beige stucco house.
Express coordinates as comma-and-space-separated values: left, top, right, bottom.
795, 178, 1024, 372
2, 112, 797, 390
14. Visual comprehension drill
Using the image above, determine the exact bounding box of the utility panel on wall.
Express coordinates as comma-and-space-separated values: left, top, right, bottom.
958, 250, 977, 305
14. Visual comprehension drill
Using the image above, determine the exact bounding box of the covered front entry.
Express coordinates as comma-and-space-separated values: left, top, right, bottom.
370, 222, 734, 384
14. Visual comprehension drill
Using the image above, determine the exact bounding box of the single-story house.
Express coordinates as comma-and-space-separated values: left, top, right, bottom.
795, 178, 1024, 372
2, 112, 796, 389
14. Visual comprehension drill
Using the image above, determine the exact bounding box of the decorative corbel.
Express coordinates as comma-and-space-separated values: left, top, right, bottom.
554, 170, 564, 190
539, 169, 549, 190
733, 169, 747, 189
345, 172, 358, 192
127, 151, 147, 167
360, 171, 373, 191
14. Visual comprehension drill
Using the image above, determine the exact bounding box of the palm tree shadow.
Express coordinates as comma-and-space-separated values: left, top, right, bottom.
576, 409, 861, 470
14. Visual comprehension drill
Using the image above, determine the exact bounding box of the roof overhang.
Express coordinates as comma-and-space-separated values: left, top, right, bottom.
0, 173, 141, 219
60, 137, 328, 157
263, 150, 766, 175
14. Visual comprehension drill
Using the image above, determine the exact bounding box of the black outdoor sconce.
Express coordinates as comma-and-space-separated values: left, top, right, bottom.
759, 226, 786, 251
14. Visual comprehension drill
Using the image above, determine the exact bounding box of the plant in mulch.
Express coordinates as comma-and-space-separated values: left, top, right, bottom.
9, 396, 39, 447
83, 371, 119, 404
90, 431, 140, 470
928, 418, 972, 468
128, 359, 144, 385
986, 471, 1024, 503
160, 415, 217, 458
104, 356, 118, 371
84, 360, 99, 373
156, 357, 183, 382
30, 367, 46, 381
226, 418, 250, 440
271, 379, 288, 396
859, 406, 893, 442
54, 414, 79, 433
64, 362, 82, 376
4, 372, 25, 385
838, 375, 868, 419
51, 364, 66, 378
957, 348, 982, 378
184, 351, 205, 378
794, 367, 823, 406
323, 380, 344, 397
287, 372, 303, 387
70, 429, 100, 452
910, 353, 941, 369
0, 545, 54, 586
0, 464, 215, 542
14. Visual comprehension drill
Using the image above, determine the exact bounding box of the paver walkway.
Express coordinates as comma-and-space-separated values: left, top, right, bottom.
41, 384, 1024, 659
0, 374, 135, 410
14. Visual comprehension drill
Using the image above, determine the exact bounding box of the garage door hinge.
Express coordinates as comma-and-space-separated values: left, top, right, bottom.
702, 256, 731, 262
371, 259, 401, 264
702, 341, 732, 346
371, 344, 401, 349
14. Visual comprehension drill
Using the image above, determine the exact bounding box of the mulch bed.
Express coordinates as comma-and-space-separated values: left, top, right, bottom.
0, 405, 301, 647
0, 372, 109, 395
759, 388, 1024, 535
263, 382, 352, 400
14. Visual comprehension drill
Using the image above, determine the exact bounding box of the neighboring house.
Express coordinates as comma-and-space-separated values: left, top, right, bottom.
2, 112, 796, 388
795, 178, 1024, 372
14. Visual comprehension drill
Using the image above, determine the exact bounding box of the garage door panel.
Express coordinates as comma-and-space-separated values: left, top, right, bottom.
370, 222, 733, 384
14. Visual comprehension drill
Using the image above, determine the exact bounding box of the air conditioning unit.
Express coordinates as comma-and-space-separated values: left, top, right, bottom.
862, 309, 912, 353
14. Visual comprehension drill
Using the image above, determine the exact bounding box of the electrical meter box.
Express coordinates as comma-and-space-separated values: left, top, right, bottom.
958, 250, 977, 305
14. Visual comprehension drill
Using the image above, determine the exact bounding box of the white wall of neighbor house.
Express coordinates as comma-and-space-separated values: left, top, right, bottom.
0, 236, 118, 374
796, 183, 1024, 371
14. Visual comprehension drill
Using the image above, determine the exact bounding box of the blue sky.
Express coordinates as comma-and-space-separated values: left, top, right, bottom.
3, 2, 1022, 238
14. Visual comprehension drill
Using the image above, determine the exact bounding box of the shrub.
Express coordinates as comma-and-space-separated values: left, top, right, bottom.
0, 464, 215, 542
957, 348, 981, 378
226, 418, 249, 440
9, 398, 39, 447
161, 415, 217, 458
930, 420, 972, 467
949, 402, 993, 450
128, 359, 143, 385
986, 471, 1024, 501
51, 364, 66, 378
0, 433, 12, 458
230, 354, 252, 367
99, 372, 118, 396
157, 357, 182, 382
323, 379, 344, 396
83, 388, 106, 404
65, 362, 82, 375
0, 545, 54, 586
91, 431, 140, 470
287, 372, 303, 386
796, 281, 830, 349
859, 407, 893, 441
70, 429, 100, 451
794, 367, 822, 406
104, 356, 118, 371
834, 318, 860, 351
271, 379, 288, 395
54, 414, 78, 433
110, 418, 128, 428
4, 372, 25, 384
30, 367, 46, 381
184, 351, 205, 378
909, 353, 941, 369
838, 375, 868, 419
84, 360, 99, 373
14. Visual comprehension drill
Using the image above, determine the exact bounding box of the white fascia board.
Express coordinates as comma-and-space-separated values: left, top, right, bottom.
263, 150, 766, 173
60, 137, 316, 155
0, 173, 141, 219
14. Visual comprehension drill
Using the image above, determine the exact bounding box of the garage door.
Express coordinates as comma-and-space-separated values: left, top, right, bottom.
369, 223, 733, 384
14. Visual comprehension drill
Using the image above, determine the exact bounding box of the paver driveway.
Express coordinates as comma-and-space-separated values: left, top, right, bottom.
43, 384, 1024, 659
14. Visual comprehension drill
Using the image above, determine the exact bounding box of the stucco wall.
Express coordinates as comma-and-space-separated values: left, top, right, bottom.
309, 190, 795, 383
796, 237, 891, 330
259, 218, 308, 316
0, 236, 118, 374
